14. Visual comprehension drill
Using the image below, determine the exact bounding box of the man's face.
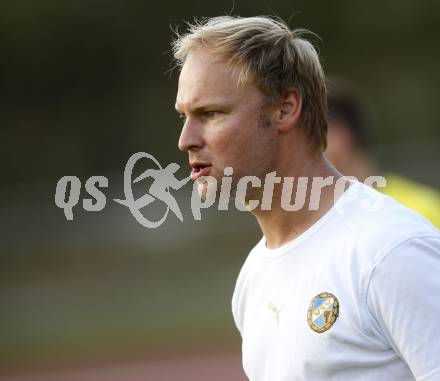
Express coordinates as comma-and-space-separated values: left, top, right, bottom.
176, 49, 277, 197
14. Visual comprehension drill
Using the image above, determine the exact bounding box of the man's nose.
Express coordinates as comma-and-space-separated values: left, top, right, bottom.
178, 118, 204, 152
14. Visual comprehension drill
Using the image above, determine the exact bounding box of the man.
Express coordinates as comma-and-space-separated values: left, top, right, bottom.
172, 16, 440, 380
326, 79, 440, 228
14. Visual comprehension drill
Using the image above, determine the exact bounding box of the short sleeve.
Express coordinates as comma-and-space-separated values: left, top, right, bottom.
367, 236, 440, 380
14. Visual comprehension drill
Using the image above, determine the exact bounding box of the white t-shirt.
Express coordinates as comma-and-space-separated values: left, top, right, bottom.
232, 181, 440, 381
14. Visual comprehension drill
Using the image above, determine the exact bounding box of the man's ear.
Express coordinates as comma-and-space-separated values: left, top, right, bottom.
273, 88, 302, 133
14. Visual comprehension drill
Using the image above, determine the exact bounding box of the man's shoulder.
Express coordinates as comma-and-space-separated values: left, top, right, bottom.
335, 181, 439, 261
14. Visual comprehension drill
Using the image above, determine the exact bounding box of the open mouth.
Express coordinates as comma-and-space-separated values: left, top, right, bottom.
192, 164, 208, 172
191, 164, 211, 180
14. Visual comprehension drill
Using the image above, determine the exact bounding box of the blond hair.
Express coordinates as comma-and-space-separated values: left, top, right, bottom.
172, 16, 328, 151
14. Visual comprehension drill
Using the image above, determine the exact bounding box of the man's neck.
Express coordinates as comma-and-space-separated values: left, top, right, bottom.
251, 155, 343, 249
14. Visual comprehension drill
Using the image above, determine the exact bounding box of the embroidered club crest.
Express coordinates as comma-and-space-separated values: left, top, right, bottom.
307, 292, 339, 333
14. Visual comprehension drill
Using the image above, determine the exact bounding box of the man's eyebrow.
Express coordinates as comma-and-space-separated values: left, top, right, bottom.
175, 102, 231, 114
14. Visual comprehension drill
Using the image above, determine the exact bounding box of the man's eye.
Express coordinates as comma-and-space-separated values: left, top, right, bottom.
178, 114, 187, 122
205, 111, 218, 119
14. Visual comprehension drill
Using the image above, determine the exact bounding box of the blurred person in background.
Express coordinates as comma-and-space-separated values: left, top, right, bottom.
173, 16, 440, 380
326, 78, 440, 228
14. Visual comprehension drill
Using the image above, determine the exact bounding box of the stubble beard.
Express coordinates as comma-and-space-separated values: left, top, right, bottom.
196, 102, 276, 204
